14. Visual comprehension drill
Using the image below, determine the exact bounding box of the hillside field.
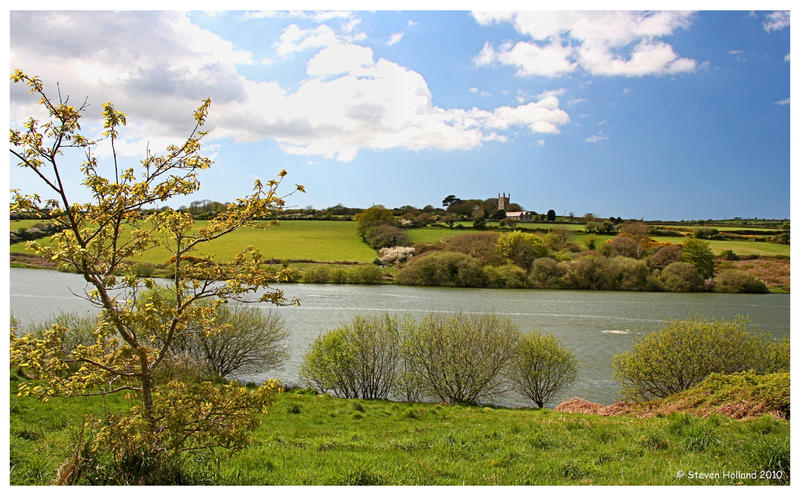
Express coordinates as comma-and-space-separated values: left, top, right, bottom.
10, 219, 790, 264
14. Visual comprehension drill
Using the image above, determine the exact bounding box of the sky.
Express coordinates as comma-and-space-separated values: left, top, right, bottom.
6, 6, 792, 220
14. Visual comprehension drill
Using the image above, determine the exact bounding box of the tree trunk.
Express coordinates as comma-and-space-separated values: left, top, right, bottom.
139, 351, 157, 433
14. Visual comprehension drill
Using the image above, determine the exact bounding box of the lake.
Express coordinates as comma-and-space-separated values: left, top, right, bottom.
9, 267, 790, 407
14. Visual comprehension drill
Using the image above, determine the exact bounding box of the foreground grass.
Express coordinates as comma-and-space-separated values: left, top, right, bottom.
10, 380, 789, 485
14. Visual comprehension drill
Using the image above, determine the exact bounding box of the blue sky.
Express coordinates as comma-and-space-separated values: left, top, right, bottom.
7, 8, 791, 220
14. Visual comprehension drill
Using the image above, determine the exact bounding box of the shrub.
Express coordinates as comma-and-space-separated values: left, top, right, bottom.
613, 316, 789, 400
496, 231, 549, 272
543, 229, 576, 252
329, 268, 349, 284
355, 205, 396, 240
529, 257, 565, 289
692, 227, 720, 239
396, 252, 486, 287
401, 313, 520, 404
378, 246, 415, 266
441, 232, 502, 265
303, 265, 331, 283
509, 332, 578, 408
603, 235, 641, 259
300, 314, 401, 399
648, 244, 683, 270
603, 256, 650, 290
348, 265, 384, 284
660, 262, 705, 292
484, 264, 528, 289
132, 262, 157, 277
184, 305, 289, 378
20, 313, 97, 358
366, 224, 411, 249
713, 270, 768, 294
561, 254, 610, 290
720, 249, 739, 260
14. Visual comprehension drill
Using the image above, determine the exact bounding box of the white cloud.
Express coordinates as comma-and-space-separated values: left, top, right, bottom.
10, 12, 572, 163
274, 24, 341, 56
475, 39, 577, 77
568, 97, 587, 105
469, 87, 491, 97
728, 49, 747, 62
785, 53, 790, 62
622, 87, 632, 95
585, 132, 608, 143
763, 11, 789, 32
387, 32, 404, 46
472, 11, 697, 78
242, 11, 353, 23
775, 98, 790, 106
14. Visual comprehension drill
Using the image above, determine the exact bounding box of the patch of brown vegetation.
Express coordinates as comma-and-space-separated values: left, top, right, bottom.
556, 397, 785, 420
10, 253, 57, 268
716, 257, 790, 290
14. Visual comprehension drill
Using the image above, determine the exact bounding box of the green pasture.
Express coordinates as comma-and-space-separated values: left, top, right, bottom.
10, 220, 377, 264
10, 379, 789, 486
10, 219, 53, 230
9, 219, 789, 263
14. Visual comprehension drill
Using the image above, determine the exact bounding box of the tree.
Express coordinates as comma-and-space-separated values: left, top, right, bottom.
184, 304, 289, 378
612, 317, 787, 401
495, 231, 549, 273
660, 262, 705, 292
354, 205, 396, 241
301, 314, 401, 400
682, 239, 716, 279
442, 194, 460, 208
396, 251, 487, 287
401, 313, 520, 404
509, 332, 577, 408
546, 209, 556, 222
9, 70, 302, 480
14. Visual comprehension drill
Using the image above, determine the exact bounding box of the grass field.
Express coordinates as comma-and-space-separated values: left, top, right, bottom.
11, 220, 377, 264
10, 219, 53, 230
10, 219, 790, 264
9, 379, 789, 486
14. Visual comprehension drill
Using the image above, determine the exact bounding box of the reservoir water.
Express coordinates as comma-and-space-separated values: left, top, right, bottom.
9, 267, 790, 407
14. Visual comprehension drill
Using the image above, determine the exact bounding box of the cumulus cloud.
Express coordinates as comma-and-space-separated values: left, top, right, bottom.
274, 23, 366, 56
10, 12, 572, 163
242, 10, 354, 22
217, 44, 570, 160
763, 11, 789, 32
9, 11, 253, 151
387, 32, 404, 46
775, 98, 790, 106
472, 11, 697, 77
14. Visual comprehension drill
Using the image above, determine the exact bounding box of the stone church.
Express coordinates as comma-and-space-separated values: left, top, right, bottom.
497, 193, 533, 222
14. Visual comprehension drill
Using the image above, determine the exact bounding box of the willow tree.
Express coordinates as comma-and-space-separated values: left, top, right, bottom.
9, 70, 303, 481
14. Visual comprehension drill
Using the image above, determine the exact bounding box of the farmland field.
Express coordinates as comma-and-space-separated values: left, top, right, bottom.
10, 220, 377, 264
10, 219, 790, 262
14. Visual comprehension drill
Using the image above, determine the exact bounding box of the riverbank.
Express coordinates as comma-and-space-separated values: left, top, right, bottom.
10, 376, 789, 485
8, 252, 790, 293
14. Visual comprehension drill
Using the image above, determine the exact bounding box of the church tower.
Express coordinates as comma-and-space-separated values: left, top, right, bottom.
498, 192, 509, 211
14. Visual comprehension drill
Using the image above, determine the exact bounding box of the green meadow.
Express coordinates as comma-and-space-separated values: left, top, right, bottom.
10, 219, 789, 264
9, 378, 789, 486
